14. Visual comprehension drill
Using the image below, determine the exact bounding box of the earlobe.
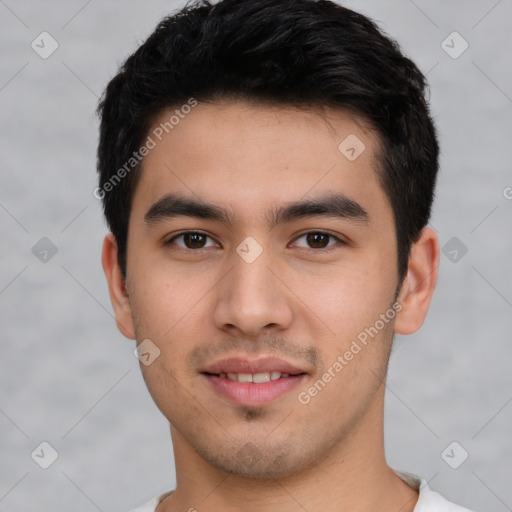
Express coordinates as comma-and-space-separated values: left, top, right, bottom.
394, 228, 440, 335
101, 233, 136, 339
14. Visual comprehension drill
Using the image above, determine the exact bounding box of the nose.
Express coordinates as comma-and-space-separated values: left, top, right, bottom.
212, 247, 294, 338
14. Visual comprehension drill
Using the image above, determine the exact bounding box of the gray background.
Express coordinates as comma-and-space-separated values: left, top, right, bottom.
1, 0, 511, 510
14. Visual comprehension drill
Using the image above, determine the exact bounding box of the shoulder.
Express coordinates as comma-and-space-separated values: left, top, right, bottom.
395, 470, 476, 512
415, 481, 475, 512
128, 491, 173, 512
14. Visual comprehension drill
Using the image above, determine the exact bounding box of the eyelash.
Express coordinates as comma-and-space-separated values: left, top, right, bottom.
165, 230, 345, 253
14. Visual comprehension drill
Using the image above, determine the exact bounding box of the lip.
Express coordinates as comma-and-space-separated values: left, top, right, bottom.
203, 373, 306, 407
201, 356, 308, 407
202, 356, 306, 375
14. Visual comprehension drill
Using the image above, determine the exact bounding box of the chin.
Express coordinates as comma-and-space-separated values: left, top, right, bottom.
193, 436, 323, 480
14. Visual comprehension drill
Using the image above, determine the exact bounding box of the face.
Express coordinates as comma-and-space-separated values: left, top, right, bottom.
104, 100, 433, 479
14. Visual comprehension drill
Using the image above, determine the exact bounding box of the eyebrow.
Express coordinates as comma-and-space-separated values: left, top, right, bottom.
144, 192, 368, 228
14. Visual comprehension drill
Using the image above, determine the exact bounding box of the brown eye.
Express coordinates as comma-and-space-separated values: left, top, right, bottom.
294, 231, 342, 250
183, 233, 207, 248
167, 231, 217, 250
306, 233, 330, 248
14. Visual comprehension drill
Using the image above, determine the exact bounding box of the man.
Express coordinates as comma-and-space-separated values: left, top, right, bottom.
97, 1, 474, 510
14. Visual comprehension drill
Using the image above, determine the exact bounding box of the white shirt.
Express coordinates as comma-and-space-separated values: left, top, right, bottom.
130, 471, 475, 512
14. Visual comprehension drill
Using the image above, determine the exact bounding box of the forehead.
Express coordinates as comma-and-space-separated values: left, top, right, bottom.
131, 100, 389, 225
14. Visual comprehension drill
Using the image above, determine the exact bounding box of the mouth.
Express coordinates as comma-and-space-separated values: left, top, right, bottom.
203, 370, 301, 382
201, 356, 308, 407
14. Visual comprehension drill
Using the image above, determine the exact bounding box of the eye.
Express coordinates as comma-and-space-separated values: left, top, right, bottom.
292, 231, 343, 250
166, 231, 218, 250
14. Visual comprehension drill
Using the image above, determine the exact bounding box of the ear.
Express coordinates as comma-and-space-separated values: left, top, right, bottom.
101, 233, 136, 339
394, 227, 439, 335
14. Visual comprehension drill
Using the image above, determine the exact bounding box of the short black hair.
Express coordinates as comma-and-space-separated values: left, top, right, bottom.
97, 0, 439, 281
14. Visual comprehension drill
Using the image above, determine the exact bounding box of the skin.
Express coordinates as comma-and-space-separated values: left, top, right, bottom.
102, 100, 439, 512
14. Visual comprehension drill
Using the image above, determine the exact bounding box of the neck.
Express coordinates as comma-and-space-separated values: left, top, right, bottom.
158, 386, 418, 512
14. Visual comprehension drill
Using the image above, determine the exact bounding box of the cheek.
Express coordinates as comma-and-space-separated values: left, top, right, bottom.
287, 257, 397, 343
128, 262, 211, 338
128, 266, 213, 384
